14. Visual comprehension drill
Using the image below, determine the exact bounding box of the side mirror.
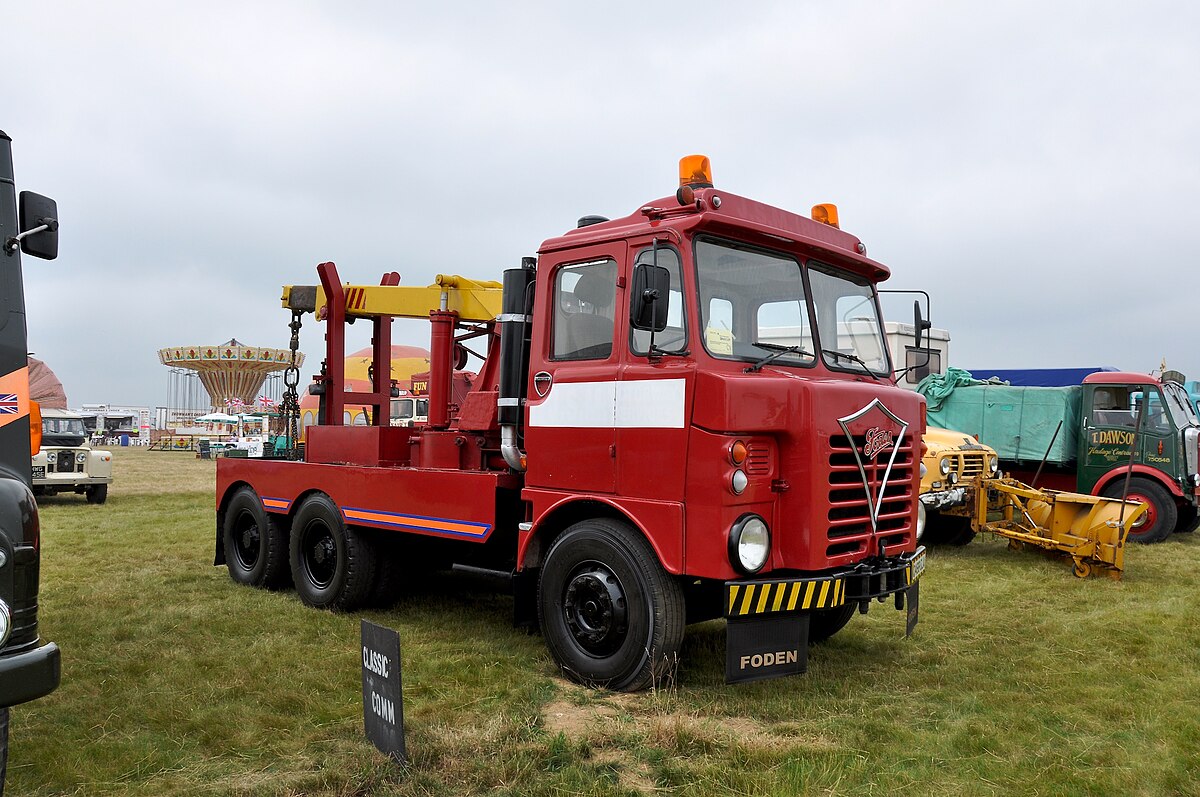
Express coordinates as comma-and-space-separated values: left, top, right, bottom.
631, 263, 670, 332
18, 191, 59, 260
913, 300, 931, 350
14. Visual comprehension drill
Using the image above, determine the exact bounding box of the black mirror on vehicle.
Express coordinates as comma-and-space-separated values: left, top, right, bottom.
631, 263, 670, 332
18, 191, 59, 260
913, 300, 931, 350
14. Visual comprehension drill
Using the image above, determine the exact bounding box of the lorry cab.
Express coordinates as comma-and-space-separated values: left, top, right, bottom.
521, 163, 926, 584
1080, 372, 1200, 535
31, 407, 113, 504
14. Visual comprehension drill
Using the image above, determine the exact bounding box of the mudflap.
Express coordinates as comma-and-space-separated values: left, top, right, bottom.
904, 580, 919, 637
726, 613, 809, 685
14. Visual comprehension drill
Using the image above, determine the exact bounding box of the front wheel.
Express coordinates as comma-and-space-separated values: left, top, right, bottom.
808, 604, 857, 644
538, 519, 684, 692
289, 493, 375, 611
924, 512, 975, 546
85, 484, 108, 504
1104, 478, 1176, 544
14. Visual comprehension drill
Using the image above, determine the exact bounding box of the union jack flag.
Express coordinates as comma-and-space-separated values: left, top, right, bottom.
257, 396, 276, 408
0, 394, 20, 415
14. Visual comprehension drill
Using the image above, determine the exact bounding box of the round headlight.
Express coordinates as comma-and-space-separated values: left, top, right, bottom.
916, 501, 927, 542
77, 451, 88, 464
939, 457, 951, 476
920, 462, 928, 478
0, 600, 11, 648
988, 456, 999, 474
731, 469, 748, 495
949, 471, 959, 484
46, 451, 57, 463
729, 515, 771, 574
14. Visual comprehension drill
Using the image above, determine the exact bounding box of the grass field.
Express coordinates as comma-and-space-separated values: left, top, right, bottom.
8, 447, 1200, 796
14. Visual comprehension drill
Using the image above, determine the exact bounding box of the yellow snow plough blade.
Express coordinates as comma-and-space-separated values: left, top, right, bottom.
970, 477, 1147, 579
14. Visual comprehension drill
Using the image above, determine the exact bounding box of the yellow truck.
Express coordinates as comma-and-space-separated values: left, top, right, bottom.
919, 427, 998, 545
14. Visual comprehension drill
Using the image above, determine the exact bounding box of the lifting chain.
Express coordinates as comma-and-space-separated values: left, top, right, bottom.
280, 310, 304, 460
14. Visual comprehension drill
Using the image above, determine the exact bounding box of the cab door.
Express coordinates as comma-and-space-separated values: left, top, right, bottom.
1082, 383, 1175, 491
524, 246, 624, 494
617, 240, 693, 502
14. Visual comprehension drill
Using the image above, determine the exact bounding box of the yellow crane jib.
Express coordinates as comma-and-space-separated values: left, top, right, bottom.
282, 274, 504, 323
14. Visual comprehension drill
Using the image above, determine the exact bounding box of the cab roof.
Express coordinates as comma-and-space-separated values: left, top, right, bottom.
538, 185, 891, 283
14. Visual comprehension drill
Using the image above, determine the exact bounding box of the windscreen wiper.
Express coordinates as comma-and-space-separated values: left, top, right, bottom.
745, 342, 813, 373
822, 348, 881, 382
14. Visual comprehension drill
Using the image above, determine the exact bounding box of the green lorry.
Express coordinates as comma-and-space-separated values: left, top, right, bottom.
919, 370, 1200, 544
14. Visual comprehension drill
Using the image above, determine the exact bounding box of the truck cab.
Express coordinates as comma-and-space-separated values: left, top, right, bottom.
32, 407, 113, 503
0, 130, 62, 790
918, 426, 1000, 544
1079, 373, 1200, 538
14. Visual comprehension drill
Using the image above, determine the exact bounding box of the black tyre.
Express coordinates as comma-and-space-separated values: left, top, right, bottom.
1, 706, 7, 797
538, 519, 684, 692
924, 512, 975, 546
808, 603, 856, 644
222, 487, 290, 589
289, 493, 375, 611
85, 484, 108, 504
1174, 503, 1198, 534
1104, 478, 1176, 544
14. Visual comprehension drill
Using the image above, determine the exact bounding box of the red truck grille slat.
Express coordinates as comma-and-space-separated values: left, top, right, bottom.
745, 442, 771, 475
826, 434, 915, 548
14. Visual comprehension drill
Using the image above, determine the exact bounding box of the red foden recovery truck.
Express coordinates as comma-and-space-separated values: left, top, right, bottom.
215, 156, 929, 689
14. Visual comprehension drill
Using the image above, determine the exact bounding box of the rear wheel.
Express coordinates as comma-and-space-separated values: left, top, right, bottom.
85, 484, 108, 504
538, 519, 684, 692
222, 487, 290, 588
289, 493, 375, 611
1174, 503, 1198, 534
808, 604, 856, 644
1104, 478, 1176, 544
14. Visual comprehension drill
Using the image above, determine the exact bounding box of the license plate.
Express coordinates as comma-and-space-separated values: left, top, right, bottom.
32, 466, 45, 479
910, 549, 927, 582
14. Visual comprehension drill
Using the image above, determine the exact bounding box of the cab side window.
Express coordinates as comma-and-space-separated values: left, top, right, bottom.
552, 259, 617, 360
630, 247, 687, 355
1092, 386, 1170, 433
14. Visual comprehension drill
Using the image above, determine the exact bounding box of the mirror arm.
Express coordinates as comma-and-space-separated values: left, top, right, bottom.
4, 218, 58, 255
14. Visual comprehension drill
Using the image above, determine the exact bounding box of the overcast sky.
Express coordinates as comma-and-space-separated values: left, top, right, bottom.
5, 1, 1197, 408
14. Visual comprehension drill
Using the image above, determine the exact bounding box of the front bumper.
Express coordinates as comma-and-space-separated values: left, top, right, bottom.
920, 487, 968, 511
725, 547, 926, 619
0, 641, 61, 707
722, 548, 925, 685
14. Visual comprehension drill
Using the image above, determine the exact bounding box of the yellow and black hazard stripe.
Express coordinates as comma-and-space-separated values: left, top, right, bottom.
726, 576, 845, 618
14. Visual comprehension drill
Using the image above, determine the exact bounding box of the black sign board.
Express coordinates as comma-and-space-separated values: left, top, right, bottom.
361, 620, 406, 763
725, 614, 808, 685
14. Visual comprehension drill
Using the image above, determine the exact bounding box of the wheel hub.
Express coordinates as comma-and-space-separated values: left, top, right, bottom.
302, 525, 337, 587
563, 564, 627, 656
1127, 492, 1154, 530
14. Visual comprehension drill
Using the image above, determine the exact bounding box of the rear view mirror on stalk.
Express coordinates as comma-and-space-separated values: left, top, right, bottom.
17, 191, 59, 260
630, 263, 670, 332
914, 300, 931, 350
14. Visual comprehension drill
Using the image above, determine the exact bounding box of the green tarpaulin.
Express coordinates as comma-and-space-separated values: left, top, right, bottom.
917, 371, 1081, 464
